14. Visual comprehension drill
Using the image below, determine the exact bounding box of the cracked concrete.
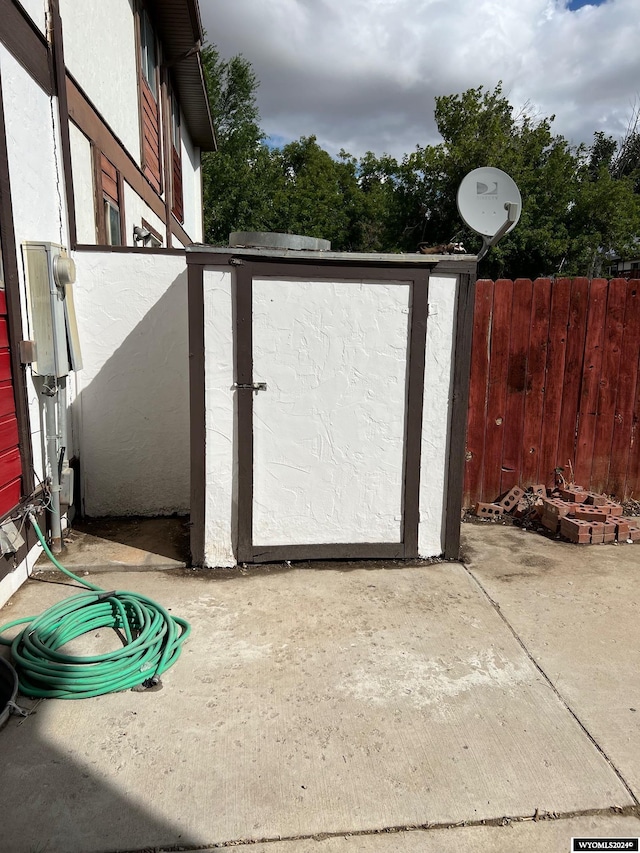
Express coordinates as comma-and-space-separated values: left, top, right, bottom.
0, 522, 639, 853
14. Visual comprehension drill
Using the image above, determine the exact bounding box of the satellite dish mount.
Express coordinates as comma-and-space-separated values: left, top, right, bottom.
456, 167, 522, 262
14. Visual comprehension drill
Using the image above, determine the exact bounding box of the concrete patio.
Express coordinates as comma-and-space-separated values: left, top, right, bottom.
0, 521, 639, 852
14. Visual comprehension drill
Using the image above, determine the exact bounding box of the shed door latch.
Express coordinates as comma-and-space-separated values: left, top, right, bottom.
233, 382, 267, 392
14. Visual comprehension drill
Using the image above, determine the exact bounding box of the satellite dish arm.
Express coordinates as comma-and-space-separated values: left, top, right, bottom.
477, 201, 520, 262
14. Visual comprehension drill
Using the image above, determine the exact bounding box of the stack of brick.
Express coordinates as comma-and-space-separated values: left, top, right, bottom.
539, 486, 639, 544
474, 483, 640, 545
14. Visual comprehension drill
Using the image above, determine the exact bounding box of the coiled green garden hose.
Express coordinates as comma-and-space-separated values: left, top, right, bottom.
0, 515, 191, 699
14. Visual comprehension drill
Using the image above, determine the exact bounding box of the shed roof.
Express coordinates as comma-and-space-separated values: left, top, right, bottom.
149, 0, 216, 150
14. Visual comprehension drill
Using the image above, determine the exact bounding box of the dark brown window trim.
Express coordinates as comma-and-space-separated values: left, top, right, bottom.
92, 148, 125, 246
67, 76, 197, 246
0, 0, 53, 95
136, 2, 163, 196
74, 244, 185, 257
141, 218, 163, 244
67, 75, 165, 224
170, 214, 192, 248
160, 68, 172, 248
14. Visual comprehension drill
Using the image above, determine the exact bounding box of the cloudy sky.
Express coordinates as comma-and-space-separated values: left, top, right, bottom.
201, 0, 640, 161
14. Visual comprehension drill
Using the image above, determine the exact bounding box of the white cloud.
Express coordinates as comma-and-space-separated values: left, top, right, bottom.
201, 0, 640, 158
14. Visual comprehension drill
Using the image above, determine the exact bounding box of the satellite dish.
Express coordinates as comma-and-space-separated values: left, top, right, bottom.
457, 167, 522, 260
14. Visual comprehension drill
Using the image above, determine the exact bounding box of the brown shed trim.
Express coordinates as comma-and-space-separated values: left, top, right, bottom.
233, 259, 429, 564
252, 543, 405, 563
0, 0, 53, 95
0, 73, 35, 501
187, 261, 205, 565
444, 272, 476, 560
403, 271, 429, 557
234, 263, 253, 564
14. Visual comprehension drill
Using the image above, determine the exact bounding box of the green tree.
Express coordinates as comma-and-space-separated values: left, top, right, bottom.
201, 44, 283, 244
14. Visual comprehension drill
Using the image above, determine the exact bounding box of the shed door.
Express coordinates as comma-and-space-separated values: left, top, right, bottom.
236, 262, 429, 563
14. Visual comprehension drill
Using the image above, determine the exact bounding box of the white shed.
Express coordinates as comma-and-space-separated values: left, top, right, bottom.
186, 240, 476, 568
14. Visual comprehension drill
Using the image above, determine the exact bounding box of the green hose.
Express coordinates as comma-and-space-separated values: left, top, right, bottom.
0, 516, 191, 699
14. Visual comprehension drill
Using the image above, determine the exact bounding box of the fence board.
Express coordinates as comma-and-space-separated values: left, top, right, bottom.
521, 278, 551, 486
609, 282, 640, 498
556, 278, 589, 480
590, 279, 626, 492
500, 278, 533, 495
463, 279, 494, 507
627, 315, 640, 498
481, 279, 512, 502
463, 276, 640, 506
574, 279, 608, 485
537, 279, 571, 489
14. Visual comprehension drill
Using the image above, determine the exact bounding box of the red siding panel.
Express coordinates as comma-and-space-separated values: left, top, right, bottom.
0, 478, 21, 518
0, 415, 18, 455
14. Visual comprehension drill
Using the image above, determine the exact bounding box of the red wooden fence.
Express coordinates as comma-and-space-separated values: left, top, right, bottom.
463, 278, 640, 506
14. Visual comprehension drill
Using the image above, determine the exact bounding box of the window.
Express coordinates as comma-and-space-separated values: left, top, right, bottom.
140, 10, 157, 98
137, 4, 162, 193
170, 90, 183, 222
94, 151, 124, 246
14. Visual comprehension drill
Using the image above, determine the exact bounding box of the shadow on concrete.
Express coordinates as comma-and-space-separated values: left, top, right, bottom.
71, 515, 190, 564
0, 650, 201, 853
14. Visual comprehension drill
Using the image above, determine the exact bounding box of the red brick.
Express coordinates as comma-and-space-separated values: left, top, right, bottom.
499, 486, 525, 511
529, 484, 547, 497
574, 507, 608, 522
560, 517, 592, 543
590, 522, 605, 544
628, 526, 640, 542
604, 501, 622, 517
585, 492, 607, 506
560, 487, 586, 502
541, 513, 559, 533
613, 518, 630, 540
542, 499, 571, 519
475, 502, 504, 518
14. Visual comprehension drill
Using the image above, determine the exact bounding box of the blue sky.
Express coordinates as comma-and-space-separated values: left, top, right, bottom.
567, 0, 606, 8
202, 0, 639, 160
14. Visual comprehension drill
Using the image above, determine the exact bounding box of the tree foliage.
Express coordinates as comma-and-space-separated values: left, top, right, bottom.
202, 45, 640, 277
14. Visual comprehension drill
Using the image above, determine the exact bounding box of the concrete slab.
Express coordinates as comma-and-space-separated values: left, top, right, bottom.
462, 524, 640, 798
188, 815, 640, 853
38, 516, 190, 572
0, 562, 632, 853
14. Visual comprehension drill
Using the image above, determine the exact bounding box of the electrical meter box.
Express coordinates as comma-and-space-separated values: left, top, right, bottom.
22, 242, 82, 376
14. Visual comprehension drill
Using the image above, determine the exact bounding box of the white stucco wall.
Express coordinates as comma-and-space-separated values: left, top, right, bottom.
123, 181, 165, 247
59, 0, 141, 164
0, 46, 70, 484
418, 275, 458, 557
180, 120, 202, 243
69, 122, 96, 245
201, 263, 460, 566
72, 251, 190, 516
